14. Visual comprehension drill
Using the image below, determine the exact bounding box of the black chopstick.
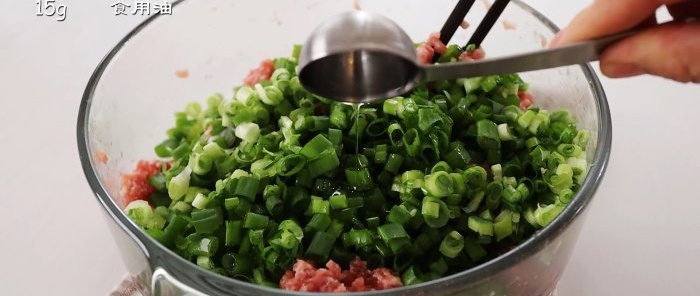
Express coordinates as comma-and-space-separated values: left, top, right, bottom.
438, 0, 477, 45
465, 0, 511, 49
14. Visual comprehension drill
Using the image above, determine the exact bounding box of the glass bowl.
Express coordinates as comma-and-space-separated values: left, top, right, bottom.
77, 0, 611, 295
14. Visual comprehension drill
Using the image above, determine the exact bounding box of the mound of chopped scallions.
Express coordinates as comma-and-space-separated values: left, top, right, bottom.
124, 45, 590, 288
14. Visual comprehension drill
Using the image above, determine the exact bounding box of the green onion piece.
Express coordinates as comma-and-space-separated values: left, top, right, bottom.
476, 119, 501, 150
528, 110, 550, 134
387, 123, 404, 147
387, 205, 413, 225
424, 171, 454, 197
243, 212, 269, 230
299, 134, 334, 160
374, 144, 388, 164
384, 154, 404, 174
422, 197, 450, 228
463, 237, 487, 261
327, 128, 343, 147
430, 161, 451, 173
168, 167, 192, 200
429, 256, 449, 276
235, 122, 260, 143
345, 168, 373, 190
329, 194, 348, 210
364, 189, 387, 211
234, 176, 259, 201
557, 143, 582, 157
191, 208, 224, 234
346, 197, 364, 208
349, 113, 368, 141
305, 214, 331, 233
305, 232, 335, 263
222, 253, 254, 276
225, 220, 244, 247
530, 146, 550, 169
523, 207, 539, 227
443, 142, 471, 169
468, 216, 494, 236
345, 229, 373, 248
418, 108, 444, 132
516, 183, 531, 201
535, 204, 565, 227
463, 166, 487, 190
276, 154, 307, 177
148, 173, 167, 192
377, 223, 411, 253
329, 103, 349, 129
402, 266, 424, 286
462, 191, 484, 214
502, 185, 522, 204
517, 109, 537, 129
190, 236, 219, 257
170, 201, 192, 214
497, 123, 515, 141
383, 97, 401, 117
278, 219, 304, 241
191, 192, 210, 210
403, 128, 421, 156
251, 267, 276, 288
525, 137, 540, 149
308, 197, 330, 215
197, 256, 215, 270
439, 231, 465, 258
125, 200, 153, 228
574, 130, 590, 148
306, 150, 340, 178
494, 209, 514, 241
366, 118, 389, 137
326, 220, 344, 240
558, 188, 575, 204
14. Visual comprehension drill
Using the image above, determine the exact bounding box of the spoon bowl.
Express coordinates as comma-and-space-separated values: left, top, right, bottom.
297, 11, 421, 104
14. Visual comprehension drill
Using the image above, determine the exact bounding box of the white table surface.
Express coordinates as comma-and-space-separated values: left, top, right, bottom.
2, 1, 699, 295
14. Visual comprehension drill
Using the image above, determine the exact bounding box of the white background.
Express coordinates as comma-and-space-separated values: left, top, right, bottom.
2, 0, 699, 295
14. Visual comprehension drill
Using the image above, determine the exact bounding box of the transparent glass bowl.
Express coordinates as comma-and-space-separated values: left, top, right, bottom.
77, 0, 611, 295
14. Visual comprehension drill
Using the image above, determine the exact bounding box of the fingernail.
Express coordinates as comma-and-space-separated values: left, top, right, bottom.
601, 63, 645, 78
549, 29, 566, 48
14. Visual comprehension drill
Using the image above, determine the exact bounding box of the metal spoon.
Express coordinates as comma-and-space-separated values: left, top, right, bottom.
298, 11, 633, 104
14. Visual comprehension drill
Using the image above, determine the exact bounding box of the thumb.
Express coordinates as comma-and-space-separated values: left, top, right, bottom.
599, 21, 700, 83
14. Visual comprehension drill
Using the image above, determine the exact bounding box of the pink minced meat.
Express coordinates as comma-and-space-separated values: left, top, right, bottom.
243, 59, 275, 86
417, 32, 487, 64
417, 32, 447, 64
279, 257, 403, 292
458, 47, 486, 61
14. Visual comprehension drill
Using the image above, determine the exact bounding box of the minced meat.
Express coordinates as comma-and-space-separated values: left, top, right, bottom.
279, 257, 403, 292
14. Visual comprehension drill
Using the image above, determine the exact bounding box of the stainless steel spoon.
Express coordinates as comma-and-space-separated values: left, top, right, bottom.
298, 11, 633, 104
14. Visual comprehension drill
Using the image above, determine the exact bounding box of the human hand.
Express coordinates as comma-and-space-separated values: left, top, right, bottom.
550, 0, 700, 83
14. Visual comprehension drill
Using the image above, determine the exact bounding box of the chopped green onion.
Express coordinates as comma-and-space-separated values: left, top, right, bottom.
423, 171, 454, 198
168, 167, 192, 200
244, 212, 269, 230
305, 232, 335, 263
468, 216, 493, 236
439, 231, 464, 258
377, 223, 411, 253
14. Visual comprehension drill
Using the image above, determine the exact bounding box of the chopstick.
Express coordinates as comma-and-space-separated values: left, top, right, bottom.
432, 0, 476, 63
438, 0, 477, 45
465, 0, 511, 49
432, 0, 511, 62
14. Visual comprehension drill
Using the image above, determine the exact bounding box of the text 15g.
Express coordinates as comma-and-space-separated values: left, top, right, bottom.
36, 0, 67, 22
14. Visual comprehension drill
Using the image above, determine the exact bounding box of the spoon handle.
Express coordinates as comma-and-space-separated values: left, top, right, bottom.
422, 30, 636, 82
